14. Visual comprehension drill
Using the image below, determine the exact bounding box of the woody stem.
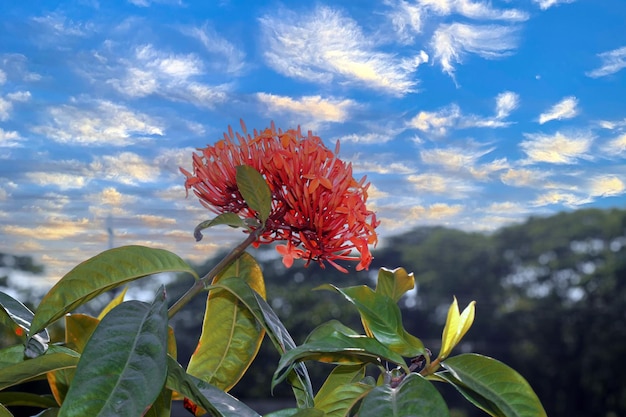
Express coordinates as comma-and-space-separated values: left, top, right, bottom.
167, 228, 263, 319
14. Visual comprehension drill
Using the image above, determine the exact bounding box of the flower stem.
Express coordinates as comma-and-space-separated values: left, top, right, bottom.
167, 228, 263, 319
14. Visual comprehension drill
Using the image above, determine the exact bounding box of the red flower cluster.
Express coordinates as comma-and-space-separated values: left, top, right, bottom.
181, 120, 379, 272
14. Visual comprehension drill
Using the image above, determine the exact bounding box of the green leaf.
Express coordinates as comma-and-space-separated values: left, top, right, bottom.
187, 252, 266, 391
58, 287, 169, 417
435, 371, 505, 417
441, 354, 547, 417
47, 313, 100, 406
357, 373, 450, 417
272, 320, 408, 389
143, 327, 178, 417
166, 355, 261, 417
314, 381, 373, 417
319, 285, 424, 357
236, 165, 272, 224
0, 346, 80, 391
0, 404, 12, 417
30, 245, 197, 336
0, 392, 58, 408
0, 291, 50, 358
32, 409, 59, 417
193, 213, 248, 241
375, 268, 415, 303
314, 365, 366, 404
208, 276, 314, 408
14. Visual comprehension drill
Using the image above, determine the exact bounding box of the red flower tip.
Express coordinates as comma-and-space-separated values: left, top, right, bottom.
183, 120, 380, 272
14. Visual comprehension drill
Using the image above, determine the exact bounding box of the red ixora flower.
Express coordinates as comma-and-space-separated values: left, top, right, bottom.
181, 120, 379, 272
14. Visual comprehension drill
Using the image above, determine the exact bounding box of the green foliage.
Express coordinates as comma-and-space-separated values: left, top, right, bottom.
0, 202, 571, 417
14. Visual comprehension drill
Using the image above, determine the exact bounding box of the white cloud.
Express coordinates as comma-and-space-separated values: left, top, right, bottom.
500, 168, 550, 187
339, 132, 396, 145
1, 217, 90, 240
183, 24, 246, 74
260, 5, 428, 95
408, 104, 461, 135
431, 22, 519, 78
6, 91, 31, 102
603, 133, 626, 155
538, 96, 579, 124
520, 131, 593, 164
90, 152, 161, 185
0, 128, 22, 147
31, 13, 94, 38
495, 91, 519, 119
532, 191, 590, 207
386, 0, 426, 42
407, 173, 478, 198
533, 0, 576, 10
256, 93, 356, 124
418, 0, 528, 20
127, 0, 182, 6
33, 99, 163, 146
0, 69, 6, 85
25, 172, 88, 190
589, 175, 625, 197
586, 46, 626, 78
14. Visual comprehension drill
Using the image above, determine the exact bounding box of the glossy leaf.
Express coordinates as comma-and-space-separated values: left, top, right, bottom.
193, 213, 248, 241
358, 373, 449, 417
208, 276, 314, 407
58, 288, 168, 417
144, 327, 178, 417
263, 409, 324, 417
319, 284, 424, 357
0, 392, 58, 408
97, 286, 128, 320
0, 291, 50, 358
32, 409, 59, 417
30, 245, 197, 336
187, 252, 266, 391
375, 268, 415, 303
0, 346, 80, 391
315, 381, 373, 417
441, 354, 547, 417
314, 365, 366, 404
47, 313, 99, 406
435, 371, 505, 417
166, 355, 261, 417
272, 320, 408, 389
236, 165, 272, 223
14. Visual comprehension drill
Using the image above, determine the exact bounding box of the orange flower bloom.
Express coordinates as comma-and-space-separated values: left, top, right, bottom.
181, 120, 379, 272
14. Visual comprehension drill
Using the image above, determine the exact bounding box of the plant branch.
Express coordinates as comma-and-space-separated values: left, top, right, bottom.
167, 228, 263, 319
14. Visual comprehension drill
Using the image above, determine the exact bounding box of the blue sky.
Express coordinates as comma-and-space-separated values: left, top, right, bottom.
1, 0, 625, 288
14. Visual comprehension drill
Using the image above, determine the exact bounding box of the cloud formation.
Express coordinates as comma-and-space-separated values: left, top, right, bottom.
520, 131, 593, 164
586, 46, 626, 78
538, 96, 579, 124
260, 5, 428, 95
256, 93, 357, 124
533, 0, 576, 10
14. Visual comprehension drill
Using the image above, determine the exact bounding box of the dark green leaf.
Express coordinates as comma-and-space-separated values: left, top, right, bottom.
357, 373, 449, 417
435, 371, 505, 417
318, 285, 424, 357
30, 245, 197, 336
32, 409, 59, 417
187, 253, 266, 391
166, 355, 260, 417
58, 287, 169, 417
272, 321, 408, 389
0, 291, 50, 358
0, 392, 58, 408
0, 346, 80, 391
208, 276, 314, 407
194, 213, 248, 241
236, 165, 272, 223
375, 268, 415, 303
441, 354, 547, 417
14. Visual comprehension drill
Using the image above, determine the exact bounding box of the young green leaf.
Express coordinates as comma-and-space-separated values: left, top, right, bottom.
318, 284, 424, 358
30, 245, 197, 337
193, 213, 248, 241
0, 403, 12, 417
314, 365, 366, 404
438, 297, 475, 361
58, 287, 169, 417
0, 346, 80, 391
375, 268, 415, 303
236, 165, 272, 224
357, 373, 450, 417
186, 252, 266, 391
314, 381, 373, 417
441, 353, 547, 417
